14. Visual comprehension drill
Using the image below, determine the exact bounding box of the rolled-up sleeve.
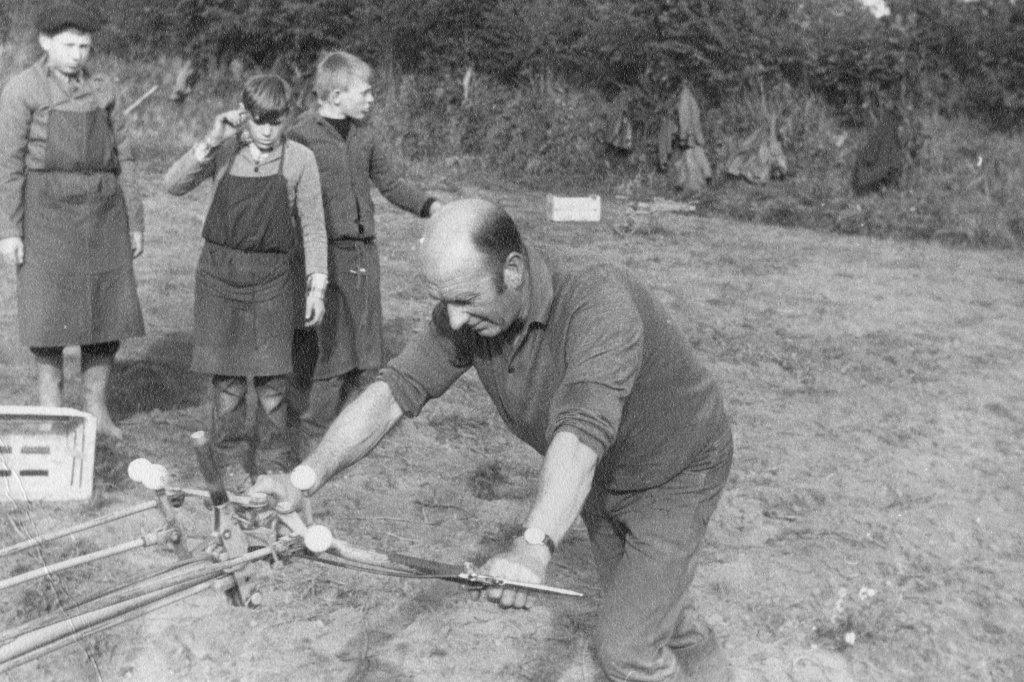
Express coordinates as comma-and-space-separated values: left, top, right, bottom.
546, 277, 642, 456
0, 74, 32, 238
380, 304, 471, 417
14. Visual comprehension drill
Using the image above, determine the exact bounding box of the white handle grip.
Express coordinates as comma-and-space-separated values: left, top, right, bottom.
127, 458, 169, 491
302, 525, 333, 553
290, 465, 317, 492
189, 430, 209, 447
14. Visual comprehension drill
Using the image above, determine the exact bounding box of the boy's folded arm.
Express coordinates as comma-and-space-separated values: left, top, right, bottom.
162, 141, 222, 195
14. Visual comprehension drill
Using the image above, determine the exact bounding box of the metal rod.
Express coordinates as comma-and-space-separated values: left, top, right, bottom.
3, 544, 281, 645
328, 536, 400, 567
1, 560, 215, 643
0, 530, 172, 592
123, 84, 159, 116
167, 486, 269, 509
299, 552, 424, 578
0, 501, 159, 558
0, 543, 285, 666
0, 577, 215, 670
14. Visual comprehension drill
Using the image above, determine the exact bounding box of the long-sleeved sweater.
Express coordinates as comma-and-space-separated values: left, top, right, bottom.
286, 110, 431, 241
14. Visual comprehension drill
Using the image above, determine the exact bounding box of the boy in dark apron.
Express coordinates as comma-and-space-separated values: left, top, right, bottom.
163, 75, 328, 489
0, 2, 146, 440
287, 51, 443, 455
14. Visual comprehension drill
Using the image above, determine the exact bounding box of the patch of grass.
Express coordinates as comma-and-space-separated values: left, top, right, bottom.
466, 460, 533, 502
425, 411, 492, 444
611, 211, 675, 240
811, 586, 901, 652
92, 438, 131, 492
706, 101, 1024, 248
470, 521, 523, 565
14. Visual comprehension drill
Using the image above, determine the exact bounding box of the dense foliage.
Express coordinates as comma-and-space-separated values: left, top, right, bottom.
1, 0, 1022, 247
0, 0, 1022, 123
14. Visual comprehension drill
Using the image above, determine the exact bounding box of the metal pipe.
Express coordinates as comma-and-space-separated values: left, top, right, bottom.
0, 501, 159, 558
328, 536, 399, 567
0, 577, 216, 671
299, 552, 423, 578
167, 486, 269, 509
0, 560, 214, 643
0, 543, 285, 666
0, 530, 173, 592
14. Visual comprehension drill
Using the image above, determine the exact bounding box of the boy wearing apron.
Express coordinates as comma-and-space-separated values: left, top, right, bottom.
164, 75, 328, 487
0, 2, 146, 440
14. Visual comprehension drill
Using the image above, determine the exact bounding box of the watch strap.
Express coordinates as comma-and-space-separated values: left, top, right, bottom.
521, 526, 557, 555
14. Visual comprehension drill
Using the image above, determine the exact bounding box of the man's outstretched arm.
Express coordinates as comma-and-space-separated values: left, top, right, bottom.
302, 380, 406, 492
480, 429, 599, 609
250, 380, 404, 506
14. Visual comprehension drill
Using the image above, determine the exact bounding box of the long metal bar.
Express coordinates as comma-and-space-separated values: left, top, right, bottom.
0, 501, 159, 558
167, 486, 269, 508
0, 560, 215, 643
0, 530, 173, 592
327, 536, 403, 567
0, 579, 214, 674
0, 543, 286, 667
299, 552, 424, 578
0, 577, 216, 671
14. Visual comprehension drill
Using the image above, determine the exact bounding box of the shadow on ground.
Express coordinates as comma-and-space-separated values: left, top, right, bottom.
109, 332, 206, 419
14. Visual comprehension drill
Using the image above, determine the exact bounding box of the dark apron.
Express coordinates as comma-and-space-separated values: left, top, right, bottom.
17, 107, 144, 347
312, 238, 383, 379
191, 147, 299, 376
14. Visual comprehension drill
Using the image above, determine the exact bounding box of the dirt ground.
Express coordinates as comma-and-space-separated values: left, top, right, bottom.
2, 177, 1022, 681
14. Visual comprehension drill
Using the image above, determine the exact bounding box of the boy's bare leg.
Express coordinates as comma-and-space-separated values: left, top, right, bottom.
81, 342, 122, 440
31, 346, 64, 407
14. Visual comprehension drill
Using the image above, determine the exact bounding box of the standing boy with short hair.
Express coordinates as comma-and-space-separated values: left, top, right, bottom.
287, 51, 442, 450
163, 74, 328, 485
0, 2, 146, 440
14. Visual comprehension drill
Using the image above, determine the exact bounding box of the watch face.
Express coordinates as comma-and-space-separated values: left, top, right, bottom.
523, 527, 544, 544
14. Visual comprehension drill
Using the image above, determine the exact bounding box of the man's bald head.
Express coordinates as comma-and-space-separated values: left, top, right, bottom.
421, 198, 525, 288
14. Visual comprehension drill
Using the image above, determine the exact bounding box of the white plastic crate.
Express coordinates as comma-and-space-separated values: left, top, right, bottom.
0, 406, 97, 503
546, 194, 602, 222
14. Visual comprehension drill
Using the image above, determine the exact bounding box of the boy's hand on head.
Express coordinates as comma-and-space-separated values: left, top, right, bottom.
208, 107, 248, 145
0, 236, 24, 266
130, 231, 144, 258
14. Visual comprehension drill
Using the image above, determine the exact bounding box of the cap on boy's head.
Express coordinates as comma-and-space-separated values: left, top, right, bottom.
36, 1, 105, 36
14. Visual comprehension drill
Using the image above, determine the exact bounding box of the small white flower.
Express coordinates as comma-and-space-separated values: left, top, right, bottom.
844, 631, 857, 646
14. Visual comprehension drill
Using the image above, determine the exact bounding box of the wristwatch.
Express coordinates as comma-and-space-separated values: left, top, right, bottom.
521, 526, 557, 555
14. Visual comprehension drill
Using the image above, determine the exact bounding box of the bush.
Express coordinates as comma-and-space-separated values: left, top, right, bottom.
371, 72, 609, 191
704, 91, 1023, 248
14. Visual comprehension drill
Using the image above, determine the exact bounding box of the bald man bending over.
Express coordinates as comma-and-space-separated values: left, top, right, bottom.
252, 198, 734, 681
